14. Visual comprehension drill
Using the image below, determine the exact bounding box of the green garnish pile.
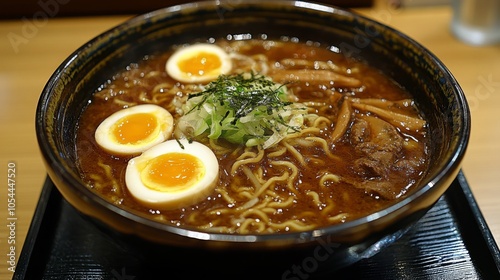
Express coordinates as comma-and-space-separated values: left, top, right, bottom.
176, 73, 307, 148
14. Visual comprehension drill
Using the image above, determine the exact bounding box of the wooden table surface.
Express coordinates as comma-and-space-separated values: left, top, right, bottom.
1, 2, 499, 278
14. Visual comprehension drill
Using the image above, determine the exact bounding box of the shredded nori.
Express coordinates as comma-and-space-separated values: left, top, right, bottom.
187, 72, 292, 124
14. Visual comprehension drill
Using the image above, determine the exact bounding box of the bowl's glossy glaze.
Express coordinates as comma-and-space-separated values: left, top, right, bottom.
36, 0, 470, 272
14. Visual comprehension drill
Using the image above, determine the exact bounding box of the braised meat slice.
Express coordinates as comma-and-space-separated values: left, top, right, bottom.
351, 116, 403, 177
349, 116, 406, 199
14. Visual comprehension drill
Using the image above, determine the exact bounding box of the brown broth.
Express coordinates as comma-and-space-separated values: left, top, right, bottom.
76, 39, 429, 233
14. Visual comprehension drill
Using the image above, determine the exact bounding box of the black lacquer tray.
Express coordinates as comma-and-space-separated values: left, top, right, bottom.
13, 171, 500, 279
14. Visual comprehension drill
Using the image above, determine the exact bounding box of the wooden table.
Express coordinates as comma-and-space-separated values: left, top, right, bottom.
1, 2, 499, 278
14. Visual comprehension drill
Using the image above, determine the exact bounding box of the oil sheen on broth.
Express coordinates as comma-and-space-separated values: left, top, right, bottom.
76, 38, 429, 234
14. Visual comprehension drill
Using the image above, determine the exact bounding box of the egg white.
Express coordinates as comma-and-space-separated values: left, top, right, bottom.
95, 104, 174, 155
166, 43, 232, 83
125, 139, 219, 210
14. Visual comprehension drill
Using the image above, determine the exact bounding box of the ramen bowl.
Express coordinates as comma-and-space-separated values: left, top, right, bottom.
36, 0, 470, 276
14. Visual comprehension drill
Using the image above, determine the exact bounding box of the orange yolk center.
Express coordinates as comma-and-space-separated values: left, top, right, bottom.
113, 113, 157, 144
178, 52, 222, 77
143, 153, 203, 191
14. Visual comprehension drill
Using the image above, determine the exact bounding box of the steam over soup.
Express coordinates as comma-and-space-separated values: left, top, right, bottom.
76, 38, 429, 234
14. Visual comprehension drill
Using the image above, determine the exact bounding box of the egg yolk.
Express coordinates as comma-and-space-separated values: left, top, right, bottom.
141, 153, 204, 192
112, 113, 157, 144
178, 52, 222, 77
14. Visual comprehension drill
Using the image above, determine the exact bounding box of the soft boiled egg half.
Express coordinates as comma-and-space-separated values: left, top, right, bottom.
95, 104, 174, 155
125, 139, 219, 209
166, 43, 232, 83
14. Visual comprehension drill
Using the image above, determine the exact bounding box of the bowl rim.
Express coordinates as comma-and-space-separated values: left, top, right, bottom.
36, 0, 471, 244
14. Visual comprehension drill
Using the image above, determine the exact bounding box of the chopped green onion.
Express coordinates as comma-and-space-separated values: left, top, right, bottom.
176, 72, 307, 149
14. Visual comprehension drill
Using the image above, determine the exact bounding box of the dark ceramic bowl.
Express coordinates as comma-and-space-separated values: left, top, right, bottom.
36, 0, 470, 275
